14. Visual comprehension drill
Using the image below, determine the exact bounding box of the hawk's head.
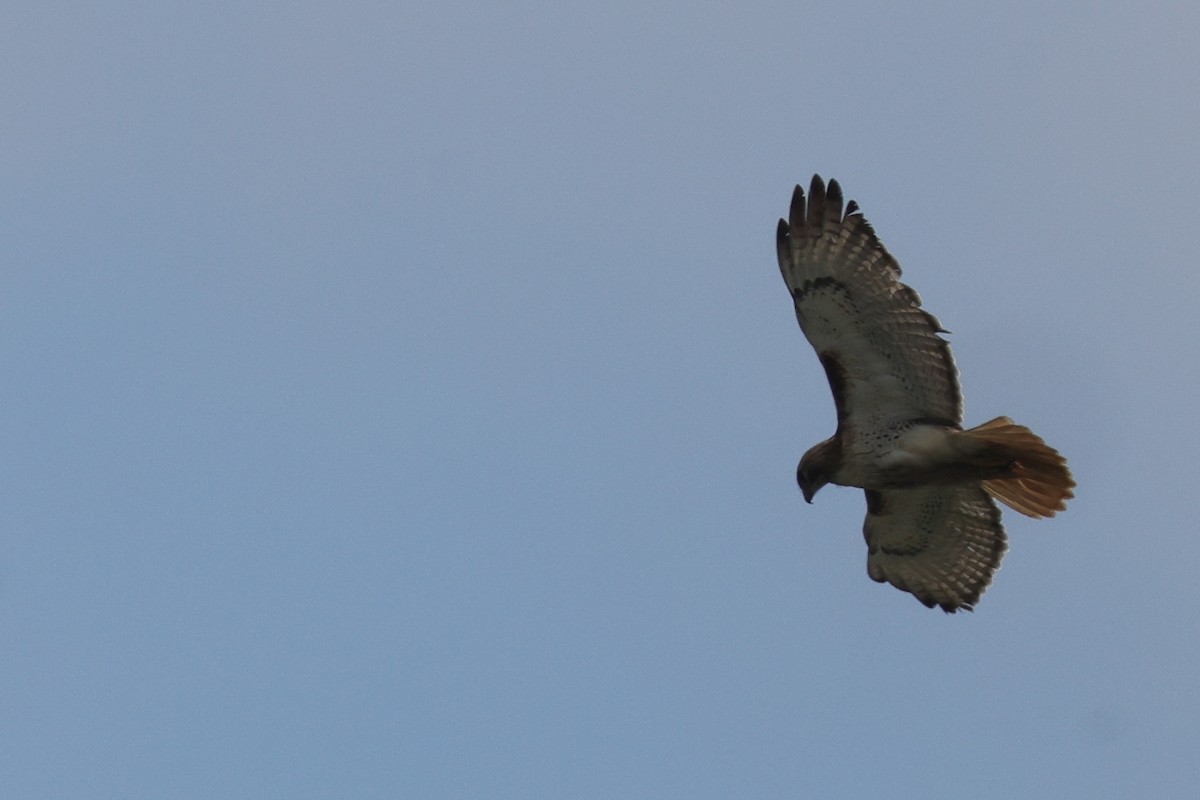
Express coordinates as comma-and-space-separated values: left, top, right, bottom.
797, 439, 839, 503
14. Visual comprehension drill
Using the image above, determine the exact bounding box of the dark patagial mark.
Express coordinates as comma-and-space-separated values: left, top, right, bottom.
818, 351, 850, 428
791, 275, 851, 304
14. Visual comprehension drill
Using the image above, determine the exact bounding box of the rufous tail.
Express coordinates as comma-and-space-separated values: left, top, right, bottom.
958, 416, 1075, 518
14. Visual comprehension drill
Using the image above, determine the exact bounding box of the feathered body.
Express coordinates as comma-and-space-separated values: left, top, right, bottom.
776, 176, 1074, 612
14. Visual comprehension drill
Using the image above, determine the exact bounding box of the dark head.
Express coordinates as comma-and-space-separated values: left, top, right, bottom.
796, 440, 836, 503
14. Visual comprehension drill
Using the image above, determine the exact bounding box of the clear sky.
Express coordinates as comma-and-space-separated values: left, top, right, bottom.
2, 2, 1197, 797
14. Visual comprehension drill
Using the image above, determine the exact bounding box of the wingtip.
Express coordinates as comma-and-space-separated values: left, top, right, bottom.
808, 174, 826, 212
800, 174, 853, 226
826, 177, 843, 208
776, 217, 789, 240
940, 600, 976, 614
775, 217, 791, 272
788, 184, 806, 230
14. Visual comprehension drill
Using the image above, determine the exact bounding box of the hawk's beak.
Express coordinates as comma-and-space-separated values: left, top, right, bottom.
799, 474, 826, 504
796, 462, 825, 504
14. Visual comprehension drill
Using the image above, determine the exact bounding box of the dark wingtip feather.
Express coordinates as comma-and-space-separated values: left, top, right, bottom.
807, 175, 827, 231
776, 218, 790, 247
775, 218, 791, 276
826, 178, 844, 217
788, 184, 806, 232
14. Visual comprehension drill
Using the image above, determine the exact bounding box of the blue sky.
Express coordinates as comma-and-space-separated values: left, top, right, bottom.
3, 2, 1198, 797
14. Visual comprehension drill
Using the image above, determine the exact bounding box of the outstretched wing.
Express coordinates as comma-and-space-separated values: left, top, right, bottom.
776, 176, 962, 431
863, 485, 1007, 612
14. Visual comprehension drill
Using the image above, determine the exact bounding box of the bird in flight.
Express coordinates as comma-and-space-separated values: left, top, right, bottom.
775, 176, 1074, 612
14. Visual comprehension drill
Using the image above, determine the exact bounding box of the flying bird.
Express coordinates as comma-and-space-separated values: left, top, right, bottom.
776, 176, 1074, 612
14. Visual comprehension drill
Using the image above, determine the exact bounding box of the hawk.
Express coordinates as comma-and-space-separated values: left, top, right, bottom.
776, 176, 1074, 612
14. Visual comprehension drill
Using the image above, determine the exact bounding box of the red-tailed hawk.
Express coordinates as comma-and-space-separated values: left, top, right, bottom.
776, 176, 1074, 612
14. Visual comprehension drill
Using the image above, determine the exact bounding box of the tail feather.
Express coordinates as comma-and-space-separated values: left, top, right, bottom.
958, 416, 1075, 518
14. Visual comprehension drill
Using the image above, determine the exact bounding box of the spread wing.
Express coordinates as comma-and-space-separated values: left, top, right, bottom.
776, 175, 962, 431
863, 485, 1007, 612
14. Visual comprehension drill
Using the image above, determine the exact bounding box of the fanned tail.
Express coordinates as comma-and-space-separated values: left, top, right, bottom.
958, 417, 1075, 518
